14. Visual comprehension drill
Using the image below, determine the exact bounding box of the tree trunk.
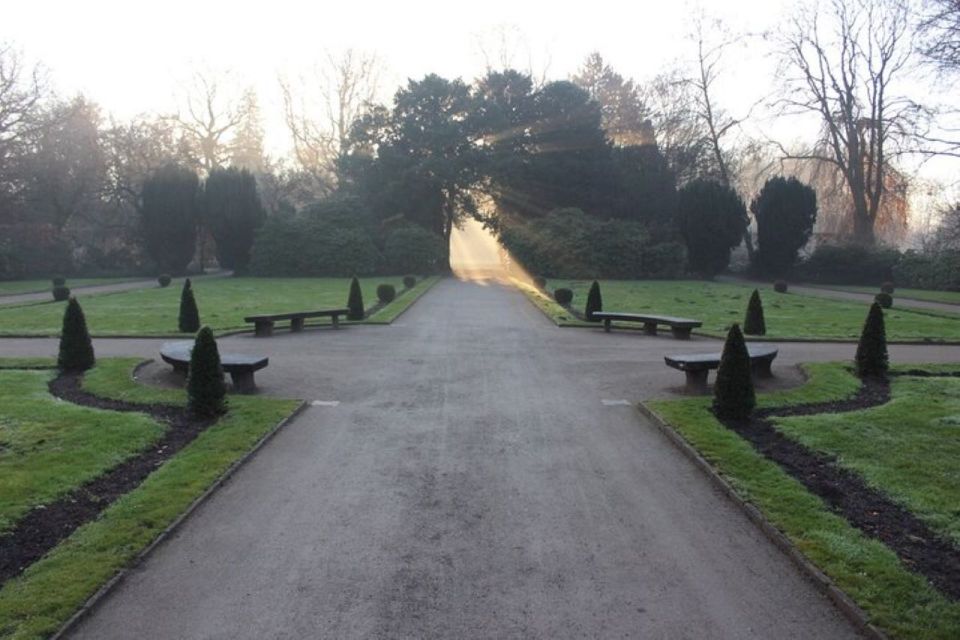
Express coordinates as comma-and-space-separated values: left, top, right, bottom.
851, 210, 876, 246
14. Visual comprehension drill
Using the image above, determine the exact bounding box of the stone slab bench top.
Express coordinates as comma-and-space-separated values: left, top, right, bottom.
160, 342, 269, 371
664, 344, 779, 371
243, 308, 349, 323
591, 312, 703, 327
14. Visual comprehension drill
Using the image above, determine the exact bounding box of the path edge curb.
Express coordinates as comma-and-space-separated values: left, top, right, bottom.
636, 401, 887, 640
50, 398, 310, 639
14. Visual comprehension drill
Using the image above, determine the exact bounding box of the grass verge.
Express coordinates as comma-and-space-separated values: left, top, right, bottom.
646, 362, 960, 639
365, 276, 441, 323
0, 278, 144, 299
0, 358, 300, 639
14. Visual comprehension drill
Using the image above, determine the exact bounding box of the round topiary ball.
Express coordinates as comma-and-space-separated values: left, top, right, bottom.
52, 275, 66, 287
875, 292, 893, 309
880, 281, 895, 294
533, 276, 546, 290
553, 288, 573, 306
158, 274, 172, 287
403, 275, 416, 289
774, 280, 788, 293
52, 285, 71, 301
377, 284, 397, 304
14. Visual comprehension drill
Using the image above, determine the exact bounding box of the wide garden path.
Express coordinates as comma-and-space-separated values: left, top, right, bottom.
10, 278, 960, 638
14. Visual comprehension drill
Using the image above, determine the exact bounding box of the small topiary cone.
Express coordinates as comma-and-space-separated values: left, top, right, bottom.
743, 289, 766, 336
178, 278, 201, 333
58, 297, 95, 372
855, 302, 888, 378
347, 277, 364, 321
713, 323, 755, 420
187, 326, 227, 417
585, 280, 603, 322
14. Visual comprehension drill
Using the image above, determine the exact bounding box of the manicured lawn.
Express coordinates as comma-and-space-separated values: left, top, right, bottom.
0, 276, 439, 337
0, 277, 143, 298
525, 279, 960, 341
833, 286, 960, 306
647, 363, 960, 639
0, 358, 300, 639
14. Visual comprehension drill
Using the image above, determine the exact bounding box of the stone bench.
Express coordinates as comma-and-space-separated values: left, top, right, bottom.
591, 312, 703, 339
664, 344, 779, 389
160, 342, 269, 394
243, 308, 350, 337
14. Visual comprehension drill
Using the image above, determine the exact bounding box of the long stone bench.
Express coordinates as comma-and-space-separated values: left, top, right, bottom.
664, 344, 779, 389
243, 308, 350, 337
160, 342, 268, 394
591, 312, 703, 339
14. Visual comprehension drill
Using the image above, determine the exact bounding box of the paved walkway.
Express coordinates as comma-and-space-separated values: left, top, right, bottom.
0, 271, 231, 307
8, 278, 960, 638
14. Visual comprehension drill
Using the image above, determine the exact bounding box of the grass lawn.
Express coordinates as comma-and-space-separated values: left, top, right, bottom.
0, 358, 300, 639
0, 276, 439, 337
524, 278, 960, 342
647, 363, 960, 639
832, 286, 960, 306
0, 277, 144, 298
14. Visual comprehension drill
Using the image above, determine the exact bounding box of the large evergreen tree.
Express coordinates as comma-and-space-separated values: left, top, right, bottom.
750, 176, 818, 276
140, 164, 199, 274
203, 167, 266, 273
676, 179, 748, 276
58, 297, 95, 372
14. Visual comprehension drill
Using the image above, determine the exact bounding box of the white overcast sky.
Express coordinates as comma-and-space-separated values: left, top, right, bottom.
2, 0, 956, 191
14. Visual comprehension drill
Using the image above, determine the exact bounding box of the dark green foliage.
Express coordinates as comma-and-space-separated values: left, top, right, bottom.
377, 284, 396, 303
158, 274, 172, 287
553, 288, 573, 305
178, 278, 200, 333
881, 281, 895, 294
498, 208, 685, 279
875, 292, 893, 308
743, 289, 766, 336
347, 277, 364, 320
403, 275, 416, 289
893, 250, 960, 291
712, 324, 755, 420
533, 276, 546, 289
676, 179, 748, 277
187, 326, 226, 418
750, 176, 818, 276
796, 244, 901, 285
202, 167, 266, 273
585, 280, 603, 321
140, 164, 199, 275
57, 297, 95, 372
51, 275, 66, 287
52, 285, 70, 301
856, 303, 889, 378
383, 225, 445, 274
774, 280, 788, 293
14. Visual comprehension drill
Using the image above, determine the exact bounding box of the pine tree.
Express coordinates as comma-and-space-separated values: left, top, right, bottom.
347, 277, 364, 320
743, 289, 766, 336
713, 323, 756, 420
585, 280, 603, 322
187, 326, 227, 417
855, 302, 889, 378
179, 278, 201, 333
58, 297, 95, 372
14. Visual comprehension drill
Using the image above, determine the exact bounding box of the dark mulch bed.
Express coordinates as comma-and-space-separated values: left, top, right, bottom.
723, 375, 960, 600
0, 371, 213, 585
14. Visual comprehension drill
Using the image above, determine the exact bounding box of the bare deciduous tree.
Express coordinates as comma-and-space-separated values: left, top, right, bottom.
171, 71, 252, 174
0, 44, 46, 213
918, 0, 960, 74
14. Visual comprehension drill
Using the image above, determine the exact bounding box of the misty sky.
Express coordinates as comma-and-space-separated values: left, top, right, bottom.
2, 0, 955, 191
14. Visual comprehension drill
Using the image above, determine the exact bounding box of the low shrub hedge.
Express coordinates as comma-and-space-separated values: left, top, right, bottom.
774, 280, 788, 293
875, 292, 893, 308
52, 285, 71, 301
553, 288, 573, 306
158, 274, 172, 287
893, 250, 960, 291
794, 244, 900, 285
403, 275, 416, 289
377, 284, 396, 303
383, 225, 445, 274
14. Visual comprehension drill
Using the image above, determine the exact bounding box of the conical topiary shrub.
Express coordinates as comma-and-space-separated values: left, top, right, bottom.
178, 278, 201, 333
713, 323, 755, 420
743, 289, 766, 336
347, 277, 364, 321
187, 326, 227, 417
58, 297, 95, 372
855, 302, 888, 378
585, 280, 603, 322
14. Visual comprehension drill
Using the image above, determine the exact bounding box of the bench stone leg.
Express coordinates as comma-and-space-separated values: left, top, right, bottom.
643, 322, 658, 336
171, 361, 189, 375
290, 317, 305, 332
603, 318, 612, 333
684, 369, 709, 390
332, 314, 340, 329
254, 321, 273, 338
752, 358, 774, 378
671, 327, 692, 340
230, 371, 257, 394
